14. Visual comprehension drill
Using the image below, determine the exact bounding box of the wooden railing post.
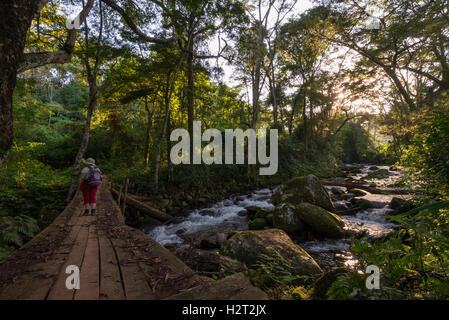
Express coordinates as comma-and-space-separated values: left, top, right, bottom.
121, 178, 130, 215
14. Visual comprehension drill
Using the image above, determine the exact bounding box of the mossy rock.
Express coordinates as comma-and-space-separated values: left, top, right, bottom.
350, 198, 373, 210
366, 169, 390, 179
273, 203, 305, 234
248, 218, 267, 230
311, 268, 348, 300
291, 286, 309, 300
341, 193, 354, 201
254, 208, 272, 219
390, 197, 414, 213
295, 203, 345, 238
271, 175, 335, 212
220, 229, 322, 276
369, 166, 379, 170
245, 206, 272, 219
348, 188, 367, 197
331, 187, 345, 196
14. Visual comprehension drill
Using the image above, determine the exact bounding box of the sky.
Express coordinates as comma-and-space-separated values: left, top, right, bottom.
217, 0, 315, 87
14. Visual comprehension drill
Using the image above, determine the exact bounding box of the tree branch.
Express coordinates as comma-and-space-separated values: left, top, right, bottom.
101, 0, 178, 44
18, 0, 95, 73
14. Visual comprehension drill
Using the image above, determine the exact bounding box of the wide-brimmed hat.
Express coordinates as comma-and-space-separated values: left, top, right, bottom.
83, 158, 95, 166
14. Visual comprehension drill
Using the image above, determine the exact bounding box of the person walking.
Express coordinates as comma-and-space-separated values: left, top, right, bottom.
79, 158, 102, 216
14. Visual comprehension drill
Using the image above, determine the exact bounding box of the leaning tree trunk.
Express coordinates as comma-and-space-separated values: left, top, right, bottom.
67, 0, 103, 201
0, 0, 40, 167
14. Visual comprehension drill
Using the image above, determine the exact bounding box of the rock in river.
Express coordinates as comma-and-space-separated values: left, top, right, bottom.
348, 188, 367, 197
271, 174, 335, 212
273, 203, 305, 234
174, 248, 246, 274
390, 197, 414, 213
220, 229, 322, 276
248, 218, 267, 230
295, 203, 345, 238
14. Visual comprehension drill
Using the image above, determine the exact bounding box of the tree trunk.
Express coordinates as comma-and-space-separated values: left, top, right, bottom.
268, 71, 278, 124
384, 66, 416, 112
67, 0, 103, 201
303, 91, 308, 152
0, 0, 94, 168
186, 40, 195, 161
111, 189, 172, 222
153, 57, 183, 192
144, 95, 153, 167
0, 0, 40, 167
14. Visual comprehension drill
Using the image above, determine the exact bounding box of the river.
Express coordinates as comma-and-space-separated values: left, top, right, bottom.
145, 164, 411, 271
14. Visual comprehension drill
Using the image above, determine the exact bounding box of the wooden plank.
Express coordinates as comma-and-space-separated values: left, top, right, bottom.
0, 212, 85, 300
109, 237, 154, 300
98, 232, 125, 300
74, 223, 99, 300
46, 221, 90, 300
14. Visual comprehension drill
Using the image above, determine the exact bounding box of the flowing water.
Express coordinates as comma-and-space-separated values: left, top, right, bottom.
145, 164, 411, 270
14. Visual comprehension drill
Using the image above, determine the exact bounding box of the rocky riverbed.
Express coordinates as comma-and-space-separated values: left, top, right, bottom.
144, 164, 414, 275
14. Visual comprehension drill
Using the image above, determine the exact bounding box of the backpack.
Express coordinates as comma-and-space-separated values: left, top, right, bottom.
84, 165, 102, 188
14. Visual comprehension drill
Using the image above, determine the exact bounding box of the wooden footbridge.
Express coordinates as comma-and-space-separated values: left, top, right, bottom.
0, 180, 267, 300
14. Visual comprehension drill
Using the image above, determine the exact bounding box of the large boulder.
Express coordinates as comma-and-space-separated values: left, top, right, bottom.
350, 198, 373, 210
273, 203, 305, 234
390, 197, 414, 213
248, 218, 267, 230
366, 169, 390, 179
167, 272, 268, 300
295, 203, 345, 238
174, 248, 246, 274
220, 229, 322, 276
271, 175, 335, 212
245, 206, 273, 219
347, 188, 367, 197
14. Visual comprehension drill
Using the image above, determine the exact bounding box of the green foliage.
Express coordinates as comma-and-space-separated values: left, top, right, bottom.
0, 149, 69, 227
327, 208, 449, 299
0, 214, 40, 260
402, 112, 449, 196
337, 121, 383, 164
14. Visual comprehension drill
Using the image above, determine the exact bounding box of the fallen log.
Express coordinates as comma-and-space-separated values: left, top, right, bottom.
321, 179, 412, 195
129, 194, 153, 202
111, 188, 172, 222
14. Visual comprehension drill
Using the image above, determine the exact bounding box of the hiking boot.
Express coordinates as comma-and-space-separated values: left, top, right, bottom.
83, 209, 89, 216
91, 209, 96, 216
